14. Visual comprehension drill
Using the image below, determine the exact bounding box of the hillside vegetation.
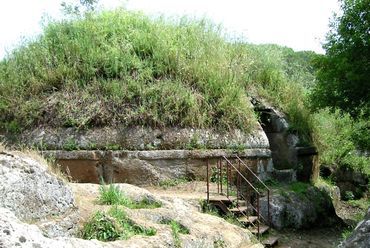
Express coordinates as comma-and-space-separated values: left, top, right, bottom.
0, 8, 368, 179
0, 10, 312, 141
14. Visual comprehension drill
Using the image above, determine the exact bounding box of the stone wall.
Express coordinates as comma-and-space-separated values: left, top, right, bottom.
256, 106, 319, 182
10, 126, 269, 150
42, 149, 273, 185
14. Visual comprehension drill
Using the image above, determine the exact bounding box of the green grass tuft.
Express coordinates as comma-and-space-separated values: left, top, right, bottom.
160, 219, 190, 248
98, 184, 162, 209
80, 207, 156, 241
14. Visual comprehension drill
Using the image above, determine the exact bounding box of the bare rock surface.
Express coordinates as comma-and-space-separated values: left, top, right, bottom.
0, 151, 79, 237
0, 151, 262, 247
71, 183, 262, 248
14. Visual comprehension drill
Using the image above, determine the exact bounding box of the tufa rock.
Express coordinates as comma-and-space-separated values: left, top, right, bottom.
0, 151, 79, 237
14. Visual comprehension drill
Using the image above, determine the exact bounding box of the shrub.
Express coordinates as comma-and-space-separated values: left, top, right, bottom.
312, 109, 370, 179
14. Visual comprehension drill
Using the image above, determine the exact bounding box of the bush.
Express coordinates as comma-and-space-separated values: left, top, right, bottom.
313, 109, 370, 178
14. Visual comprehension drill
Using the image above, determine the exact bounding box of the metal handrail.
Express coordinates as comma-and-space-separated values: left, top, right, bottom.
236, 155, 271, 226
236, 156, 270, 192
222, 156, 260, 193
222, 158, 269, 224
206, 156, 271, 238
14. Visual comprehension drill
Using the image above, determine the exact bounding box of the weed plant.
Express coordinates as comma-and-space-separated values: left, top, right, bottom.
80, 207, 156, 241
160, 219, 189, 248
98, 184, 162, 209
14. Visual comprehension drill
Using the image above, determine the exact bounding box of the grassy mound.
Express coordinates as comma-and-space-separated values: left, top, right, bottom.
0, 10, 258, 132
0, 9, 315, 140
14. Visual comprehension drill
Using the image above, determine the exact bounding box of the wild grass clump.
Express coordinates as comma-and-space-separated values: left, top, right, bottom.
160, 219, 190, 248
0, 10, 257, 132
80, 207, 156, 241
98, 184, 162, 209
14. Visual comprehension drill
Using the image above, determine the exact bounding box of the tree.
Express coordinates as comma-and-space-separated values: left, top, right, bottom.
311, 0, 370, 117
61, 0, 99, 16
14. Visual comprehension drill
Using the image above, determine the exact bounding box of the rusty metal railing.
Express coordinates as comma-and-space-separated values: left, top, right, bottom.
235, 156, 271, 226
205, 155, 271, 239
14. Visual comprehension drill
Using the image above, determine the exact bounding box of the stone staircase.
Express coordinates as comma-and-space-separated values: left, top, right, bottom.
206, 156, 279, 247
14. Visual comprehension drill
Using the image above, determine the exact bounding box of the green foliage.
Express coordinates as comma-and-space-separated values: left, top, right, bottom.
80, 211, 121, 241
0, 10, 258, 132
347, 198, 370, 211
98, 184, 162, 209
311, 0, 370, 117
80, 207, 156, 241
0, 8, 319, 145
160, 219, 190, 248
341, 228, 353, 240
344, 191, 355, 201
98, 184, 131, 205
245, 44, 316, 144
63, 137, 79, 151
289, 182, 310, 195
213, 238, 226, 248
312, 109, 370, 178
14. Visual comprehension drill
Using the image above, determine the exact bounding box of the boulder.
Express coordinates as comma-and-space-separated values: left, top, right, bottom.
259, 186, 339, 229
0, 151, 79, 237
339, 208, 370, 248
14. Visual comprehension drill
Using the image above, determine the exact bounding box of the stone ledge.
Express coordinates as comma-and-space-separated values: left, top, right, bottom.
42, 149, 272, 160
7, 126, 270, 150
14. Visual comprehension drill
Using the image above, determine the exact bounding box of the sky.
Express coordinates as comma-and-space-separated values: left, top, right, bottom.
0, 0, 341, 59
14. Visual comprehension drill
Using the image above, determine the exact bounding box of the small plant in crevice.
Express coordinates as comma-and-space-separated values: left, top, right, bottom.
160, 219, 190, 248
98, 184, 162, 209
199, 199, 221, 216
103, 144, 121, 150
63, 137, 80, 151
224, 213, 242, 227
341, 228, 353, 241
213, 238, 226, 248
80, 207, 156, 242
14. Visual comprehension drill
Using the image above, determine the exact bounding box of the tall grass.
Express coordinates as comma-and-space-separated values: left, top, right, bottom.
0, 10, 257, 132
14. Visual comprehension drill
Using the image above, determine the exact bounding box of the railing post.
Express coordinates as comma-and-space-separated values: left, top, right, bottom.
220, 158, 223, 194
226, 159, 229, 198
206, 158, 210, 204
257, 193, 260, 239
268, 189, 271, 226
217, 159, 220, 194
237, 159, 241, 207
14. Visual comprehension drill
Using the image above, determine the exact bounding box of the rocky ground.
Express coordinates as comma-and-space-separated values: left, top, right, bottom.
0, 149, 368, 248
0, 150, 262, 248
